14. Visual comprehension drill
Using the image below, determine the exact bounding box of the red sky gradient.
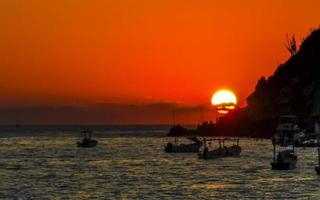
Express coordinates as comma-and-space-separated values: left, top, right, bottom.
1, 0, 320, 124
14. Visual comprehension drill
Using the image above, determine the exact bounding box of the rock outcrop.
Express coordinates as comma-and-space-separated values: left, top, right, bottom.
168, 28, 320, 138
219, 28, 320, 138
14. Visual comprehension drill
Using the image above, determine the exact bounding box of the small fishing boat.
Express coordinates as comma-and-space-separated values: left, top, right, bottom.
271, 116, 298, 170
198, 138, 241, 159
165, 137, 202, 153
77, 130, 98, 147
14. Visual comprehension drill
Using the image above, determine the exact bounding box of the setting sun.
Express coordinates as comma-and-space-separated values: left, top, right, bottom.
211, 90, 237, 114
211, 90, 237, 105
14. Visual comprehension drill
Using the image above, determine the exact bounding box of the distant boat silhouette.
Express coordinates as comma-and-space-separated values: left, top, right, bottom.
198, 138, 241, 159
77, 130, 98, 148
164, 137, 202, 153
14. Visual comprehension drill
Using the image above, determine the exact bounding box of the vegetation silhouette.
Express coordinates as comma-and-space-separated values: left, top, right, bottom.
284, 33, 297, 55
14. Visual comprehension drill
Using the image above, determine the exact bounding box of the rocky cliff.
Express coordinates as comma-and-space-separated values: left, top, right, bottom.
218, 28, 320, 137
168, 28, 320, 138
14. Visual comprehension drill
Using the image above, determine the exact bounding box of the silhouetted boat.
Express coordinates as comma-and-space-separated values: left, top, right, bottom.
198, 138, 241, 159
77, 130, 98, 147
166, 122, 215, 137
165, 137, 202, 153
271, 116, 298, 170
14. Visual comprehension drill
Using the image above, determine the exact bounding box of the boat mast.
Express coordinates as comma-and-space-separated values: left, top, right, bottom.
201, 106, 204, 123
187, 110, 190, 129
316, 121, 320, 168
172, 108, 176, 126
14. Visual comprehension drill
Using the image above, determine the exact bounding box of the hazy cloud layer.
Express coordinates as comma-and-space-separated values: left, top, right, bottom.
0, 103, 216, 125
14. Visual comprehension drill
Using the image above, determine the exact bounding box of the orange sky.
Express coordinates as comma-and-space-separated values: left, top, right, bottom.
1, 0, 320, 124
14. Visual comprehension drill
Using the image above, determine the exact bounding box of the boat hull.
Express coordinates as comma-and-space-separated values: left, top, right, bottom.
165, 143, 201, 153
198, 145, 241, 159
271, 150, 297, 170
271, 162, 296, 170
295, 143, 320, 148
225, 145, 241, 157
315, 166, 320, 175
198, 151, 225, 159
77, 140, 98, 148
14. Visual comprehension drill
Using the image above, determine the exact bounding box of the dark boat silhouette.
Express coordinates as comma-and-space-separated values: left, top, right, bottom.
164, 137, 202, 153
198, 138, 241, 159
271, 149, 297, 170
77, 130, 98, 147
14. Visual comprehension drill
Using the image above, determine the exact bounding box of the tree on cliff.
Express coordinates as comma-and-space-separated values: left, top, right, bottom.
284, 34, 298, 55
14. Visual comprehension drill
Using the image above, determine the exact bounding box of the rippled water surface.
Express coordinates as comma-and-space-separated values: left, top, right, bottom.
1, 136, 320, 199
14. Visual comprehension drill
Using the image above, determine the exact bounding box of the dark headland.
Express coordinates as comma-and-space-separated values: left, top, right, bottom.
168, 28, 320, 138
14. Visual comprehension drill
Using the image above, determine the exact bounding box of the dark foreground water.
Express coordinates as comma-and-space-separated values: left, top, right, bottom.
0, 126, 320, 199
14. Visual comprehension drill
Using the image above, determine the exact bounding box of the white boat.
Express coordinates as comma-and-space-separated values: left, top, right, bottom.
198, 138, 241, 159
164, 137, 202, 153
274, 115, 305, 147
271, 115, 298, 170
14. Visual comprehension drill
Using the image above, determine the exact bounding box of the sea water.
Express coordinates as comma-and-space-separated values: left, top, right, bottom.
0, 125, 320, 199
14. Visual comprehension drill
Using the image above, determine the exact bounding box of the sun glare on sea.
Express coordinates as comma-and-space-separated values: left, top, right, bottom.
211, 89, 237, 113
